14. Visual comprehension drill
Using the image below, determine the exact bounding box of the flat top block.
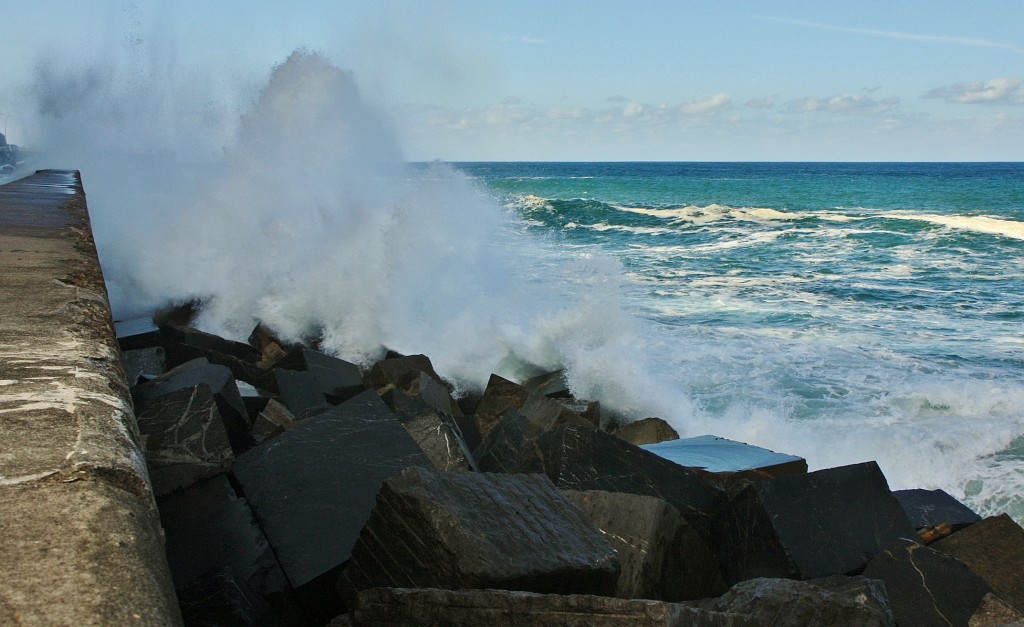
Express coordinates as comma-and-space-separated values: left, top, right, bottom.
643, 434, 804, 473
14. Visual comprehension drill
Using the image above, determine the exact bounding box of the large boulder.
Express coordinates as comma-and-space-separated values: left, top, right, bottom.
713, 461, 916, 584
272, 368, 330, 418
382, 389, 473, 472
931, 514, 1024, 612
613, 417, 680, 446
862, 538, 992, 627
643, 435, 806, 482
563, 490, 726, 601
893, 488, 982, 531
271, 347, 365, 404
231, 390, 430, 619
120, 346, 167, 386
338, 467, 620, 602
472, 374, 530, 439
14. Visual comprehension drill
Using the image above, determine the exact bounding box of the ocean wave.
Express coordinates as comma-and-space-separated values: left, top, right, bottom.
885, 212, 1024, 241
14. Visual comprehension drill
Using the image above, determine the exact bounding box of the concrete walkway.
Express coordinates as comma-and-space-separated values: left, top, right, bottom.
0, 171, 181, 625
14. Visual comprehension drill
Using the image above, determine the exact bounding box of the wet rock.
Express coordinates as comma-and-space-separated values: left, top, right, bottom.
613, 417, 680, 446
559, 398, 601, 427
932, 514, 1024, 612
643, 435, 807, 482
518, 390, 593, 430
363, 354, 445, 395
351, 587, 756, 627
522, 369, 572, 399
176, 568, 272, 627
862, 538, 992, 627
232, 390, 430, 619
713, 461, 916, 584
114, 317, 161, 351
272, 347, 364, 404
893, 488, 982, 530
338, 467, 620, 602
474, 410, 548, 474
158, 475, 290, 607
563, 490, 726, 601
134, 358, 252, 454
472, 374, 530, 439
121, 345, 167, 386
694, 576, 895, 627
136, 385, 234, 496
386, 369, 462, 416
249, 399, 297, 443
383, 389, 472, 472
272, 368, 329, 418
968, 593, 1024, 627
161, 324, 261, 365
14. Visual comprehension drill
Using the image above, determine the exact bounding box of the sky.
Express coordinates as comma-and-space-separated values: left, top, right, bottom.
1, 0, 1022, 161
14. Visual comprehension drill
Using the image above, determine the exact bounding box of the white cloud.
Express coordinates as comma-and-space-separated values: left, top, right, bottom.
745, 96, 776, 110
622, 102, 645, 117
681, 92, 731, 115
787, 93, 898, 115
924, 77, 1024, 104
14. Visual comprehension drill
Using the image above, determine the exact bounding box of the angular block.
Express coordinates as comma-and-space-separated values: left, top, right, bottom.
932, 514, 1024, 611
136, 384, 234, 496
176, 568, 272, 627
643, 435, 807, 481
893, 488, 982, 531
521, 368, 572, 399
363, 354, 444, 394
160, 324, 261, 364
272, 347, 364, 403
613, 417, 679, 446
121, 345, 167, 385
383, 389, 472, 472
696, 576, 895, 627
232, 390, 430, 616
114, 316, 161, 351
473, 374, 529, 439
714, 461, 916, 583
251, 399, 297, 442
339, 467, 620, 602
563, 490, 726, 601
273, 368, 329, 418
862, 539, 991, 627
352, 588, 758, 627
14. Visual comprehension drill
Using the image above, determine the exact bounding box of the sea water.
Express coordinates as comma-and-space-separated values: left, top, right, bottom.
451, 161, 1024, 521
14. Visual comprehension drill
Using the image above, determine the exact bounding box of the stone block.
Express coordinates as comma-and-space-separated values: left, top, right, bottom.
121, 345, 167, 385
232, 390, 430, 618
522, 368, 572, 399
161, 324, 260, 365
613, 417, 679, 446
932, 514, 1024, 612
273, 368, 329, 418
363, 354, 445, 395
563, 490, 726, 601
338, 467, 620, 602
272, 347, 365, 403
643, 435, 807, 481
351, 587, 757, 627
251, 399, 297, 442
862, 539, 992, 627
893, 488, 982, 530
176, 568, 273, 627
383, 389, 472, 472
473, 373, 530, 439
714, 461, 916, 584
136, 384, 234, 496
694, 576, 895, 627
114, 316, 161, 351
134, 358, 252, 454
968, 593, 1024, 627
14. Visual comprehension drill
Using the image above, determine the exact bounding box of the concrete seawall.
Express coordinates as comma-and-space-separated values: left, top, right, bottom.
0, 171, 182, 625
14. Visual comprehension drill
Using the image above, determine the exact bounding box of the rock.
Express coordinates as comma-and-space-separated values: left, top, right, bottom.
121, 345, 167, 386
522, 369, 572, 399
932, 514, 1024, 612
478, 423, 725, 539
134, 358, 253, 454
695, 576, 895, 627
893, 488, 982, 530
387, 369, 462, 416
160, 324, 261, 365
713, 461, 916, 584
231, 390, 431, 619
968, 593, 1024, 627
351, 587, 757, 627
158, 475, 290, 608
383, 389, 472, 472
643, 435, 806, 481
363, 354, 445, 395
271, 347, 365, 404
518, 390, 593, 430
250, 399, 297, 442
862, 538, 992, 627
272, 368, 330, 418
613, 417, 680, 446
114, 316, 161, 351
338, 467, 620, 603
473, 374, 530, 439
176, 568, 273, 627
136, 384, 234, 496
475, 410, 549, 474
563, 490, 726, 601
559, 398, 601, 427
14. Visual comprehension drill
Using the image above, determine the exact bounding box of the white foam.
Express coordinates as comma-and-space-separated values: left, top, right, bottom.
886, 212, 1024, 240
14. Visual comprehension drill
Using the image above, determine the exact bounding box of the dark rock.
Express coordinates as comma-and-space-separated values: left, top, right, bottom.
383, 389, 472, 472
968, 593, 1024, 626
563, 490, 726, 601
522, 368, 572, 399
862, 538, 992, 627
643, 435, 807, 481
247, 322, 296, 354
474, 410, 548, 474
613, 417, 680, 446
473, 374, 530, 439
363, 354, 445, 395
932, 514, 1024, 612
694, 576, 895, 627
272, 368, 329, 418
559, 398, 601, 427
250, 399, 296, 443
232, 390, 430, 618
176, 568, 272, 627
121, 346, 167, 386
158, 475, 290, 607
351, 587, 757, 627
455, 389, 483, 421
478, 423, 725, 539
713, 461, 916, 584
134, 358, 252, 454
136, 385, 234, 496
387, 369, 462, 416
338, 467, 620, 603
893, 488, 982, 531
272, 347, 364, 404
161, 324, 261, 364
518, 390, 593, 430
115, 317, 161, 351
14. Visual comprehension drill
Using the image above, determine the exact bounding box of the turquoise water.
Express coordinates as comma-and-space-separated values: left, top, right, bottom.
454, 162, 1024, 521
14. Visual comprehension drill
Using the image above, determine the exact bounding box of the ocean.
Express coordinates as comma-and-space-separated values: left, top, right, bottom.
448, 161, 1024, 522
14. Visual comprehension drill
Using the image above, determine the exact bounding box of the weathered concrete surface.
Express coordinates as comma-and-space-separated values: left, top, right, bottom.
0, 171, 182, 625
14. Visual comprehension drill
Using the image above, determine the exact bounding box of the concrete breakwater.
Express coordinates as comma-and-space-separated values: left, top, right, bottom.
3, 170, 1024, 626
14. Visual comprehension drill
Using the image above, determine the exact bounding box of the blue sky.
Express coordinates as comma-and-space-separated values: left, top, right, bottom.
2, 1, 1022, 161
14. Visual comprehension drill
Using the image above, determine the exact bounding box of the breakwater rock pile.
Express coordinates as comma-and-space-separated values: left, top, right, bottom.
117, 314, 1024, 627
